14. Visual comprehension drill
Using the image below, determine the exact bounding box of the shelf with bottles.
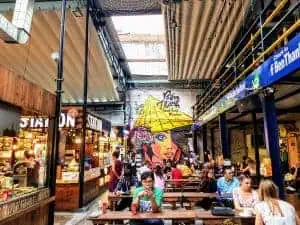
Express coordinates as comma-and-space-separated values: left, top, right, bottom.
0, 137, 14, 152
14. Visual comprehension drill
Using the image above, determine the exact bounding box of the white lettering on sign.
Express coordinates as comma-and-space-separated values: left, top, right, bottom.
87, 114, 102, 132
270, 43, 300, 76
20, 113, 76, 129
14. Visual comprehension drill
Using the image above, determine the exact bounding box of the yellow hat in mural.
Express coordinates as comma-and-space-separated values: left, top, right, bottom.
135, 96, 193, 133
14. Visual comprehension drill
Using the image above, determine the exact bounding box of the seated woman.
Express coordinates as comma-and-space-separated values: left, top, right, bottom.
233, 175, 258, 212
131, 171, 164, 225
255, 179, 300, 225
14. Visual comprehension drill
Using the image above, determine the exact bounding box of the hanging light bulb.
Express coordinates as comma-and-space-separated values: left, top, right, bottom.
75, 136, 82, 144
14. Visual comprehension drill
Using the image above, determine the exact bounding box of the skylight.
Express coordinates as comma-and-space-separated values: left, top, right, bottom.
112, 15, 168, 76
112, 15, 164, 35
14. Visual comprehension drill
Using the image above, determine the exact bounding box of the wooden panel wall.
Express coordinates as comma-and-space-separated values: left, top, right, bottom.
55, 183, 79, 210
1, 204, 49, 225
0, 65, 55, 116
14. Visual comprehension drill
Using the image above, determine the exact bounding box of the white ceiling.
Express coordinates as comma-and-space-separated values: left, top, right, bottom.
0, 9, 119, 103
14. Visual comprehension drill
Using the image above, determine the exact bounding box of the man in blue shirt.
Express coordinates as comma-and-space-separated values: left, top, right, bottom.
217, 168, 240, 198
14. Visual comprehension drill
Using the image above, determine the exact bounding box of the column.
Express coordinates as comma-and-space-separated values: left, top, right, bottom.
210, 128, 215, 158
219, 113, 230, 159
202, 125, 208, 162
251, 111, 261, 179
261, 89, 284, 199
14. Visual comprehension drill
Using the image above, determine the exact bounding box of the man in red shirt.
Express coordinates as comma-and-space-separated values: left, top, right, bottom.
171, 162, 183, 187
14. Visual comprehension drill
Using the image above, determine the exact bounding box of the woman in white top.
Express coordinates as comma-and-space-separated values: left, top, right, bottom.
233, 175, 259, 211
255, 179, 300, 225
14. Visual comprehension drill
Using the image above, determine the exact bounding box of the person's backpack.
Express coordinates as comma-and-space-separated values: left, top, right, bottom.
115, 177, 130, 194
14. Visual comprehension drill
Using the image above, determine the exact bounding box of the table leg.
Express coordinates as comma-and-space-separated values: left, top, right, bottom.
171, 202, 176, 210
112, 200, 116, 211
189, 201, 195, 209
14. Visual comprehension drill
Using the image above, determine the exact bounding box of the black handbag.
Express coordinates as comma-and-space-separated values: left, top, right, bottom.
211, 206, 235, 216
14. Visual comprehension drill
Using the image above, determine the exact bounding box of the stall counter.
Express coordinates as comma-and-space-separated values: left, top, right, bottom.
55, 167, 107, 210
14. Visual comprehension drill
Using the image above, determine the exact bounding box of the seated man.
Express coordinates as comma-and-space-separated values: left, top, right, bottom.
131, 171, 164, 225
217, 168, 240, 199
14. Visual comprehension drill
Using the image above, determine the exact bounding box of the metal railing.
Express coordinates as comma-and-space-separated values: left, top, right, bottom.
195, 0, 300, 119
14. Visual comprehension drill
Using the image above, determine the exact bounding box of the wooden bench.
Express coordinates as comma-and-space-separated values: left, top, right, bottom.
89, 209, 255, 225
108, 192, 217, 210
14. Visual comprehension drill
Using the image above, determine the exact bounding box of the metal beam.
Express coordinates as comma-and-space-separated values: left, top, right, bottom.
279, 76, 300, 85
0, 1, 84, 13
276, 88, 300, 102
126, 58, 166, 63
62, 101, 124, 107
100, 8, 161, 16
228, 88, 300, 122
128, 79, 211, 90
131, 75, 169, 80
228, 112, 250, 122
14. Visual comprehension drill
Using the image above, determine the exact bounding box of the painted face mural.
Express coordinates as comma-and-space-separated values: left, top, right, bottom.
152, 132, 174, 160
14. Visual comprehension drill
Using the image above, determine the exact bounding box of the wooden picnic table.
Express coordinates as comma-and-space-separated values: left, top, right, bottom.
165, 179, 202, 192
165, 179, 201, 183
196, 210, 255, 225
89, 209, 255, 225
108, 192, 217, 210
89, 209, 196, 225
164, 192, 217, 209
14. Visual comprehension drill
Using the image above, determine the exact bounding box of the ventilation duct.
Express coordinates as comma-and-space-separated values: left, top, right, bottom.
0, 0, 34, 44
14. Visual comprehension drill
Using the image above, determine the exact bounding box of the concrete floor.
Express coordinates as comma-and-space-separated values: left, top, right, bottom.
54, 191, 300, 225
54, 192, 109, 225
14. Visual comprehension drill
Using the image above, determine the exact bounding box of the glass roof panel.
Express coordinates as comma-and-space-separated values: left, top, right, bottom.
121, 42, 166, 60
128, 62, 168, 76
112, 15, 168, 76
112, 15, 164, 35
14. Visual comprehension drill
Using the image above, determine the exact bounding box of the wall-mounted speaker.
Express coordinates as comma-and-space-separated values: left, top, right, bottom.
236, 94, 261, 113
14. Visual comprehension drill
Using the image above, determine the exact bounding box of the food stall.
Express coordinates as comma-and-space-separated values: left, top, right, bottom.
0, 66, 56, 225
55, 108, 112, 210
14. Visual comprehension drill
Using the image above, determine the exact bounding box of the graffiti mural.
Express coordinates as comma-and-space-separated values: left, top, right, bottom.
157, 90, 180, 112
128, 89, 198, 166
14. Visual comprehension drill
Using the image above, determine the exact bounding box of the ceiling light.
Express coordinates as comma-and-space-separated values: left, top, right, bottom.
51, 52, 59, 62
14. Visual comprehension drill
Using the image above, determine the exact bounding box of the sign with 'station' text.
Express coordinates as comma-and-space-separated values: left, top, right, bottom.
20, 113, 76, 129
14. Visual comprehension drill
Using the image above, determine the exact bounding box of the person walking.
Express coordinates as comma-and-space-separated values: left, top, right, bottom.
109, 151, 123, 192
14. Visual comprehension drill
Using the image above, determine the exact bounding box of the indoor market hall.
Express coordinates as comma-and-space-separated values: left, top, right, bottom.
0, 0, 300, 225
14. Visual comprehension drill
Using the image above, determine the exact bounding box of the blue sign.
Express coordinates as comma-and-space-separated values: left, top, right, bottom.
199, 34, 300, 125
246, 34, 300, 90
